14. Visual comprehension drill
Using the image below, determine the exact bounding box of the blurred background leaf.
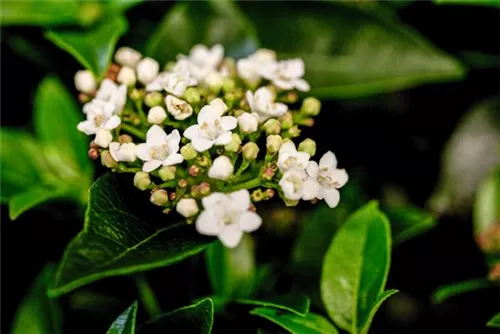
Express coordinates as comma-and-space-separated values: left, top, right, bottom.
434, 0, 500, 7
0, 0, 82, 27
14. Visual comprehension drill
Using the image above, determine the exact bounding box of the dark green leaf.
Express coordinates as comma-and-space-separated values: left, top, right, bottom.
434, 0, 500, 7
11, 264, 62, 334
459, 51, 500, 69
382, 204, 436, 245
474, 167, 500, 235
487, 313, 500, 328
49, 173, 212, 297
9, 185, 68, 220
320, 201, 395, 333
240, 1, 465, 99
360, 289, 398, 334
431, 279, 496, 304
206, 234, 256, 299
146, 0, 259, 64
45, 16, 128, 78
107, 301, 138, 334
0, 0, 81, 26
138, 298, 214, 334
107, 0, 143, 12
237, 294, 310, 316
251, 307, 339, 334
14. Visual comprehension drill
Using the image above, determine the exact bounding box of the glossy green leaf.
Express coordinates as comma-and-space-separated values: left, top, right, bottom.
474, 167, 500, 235
382, 204, 436, 245
49, 173, 212, 297
240, 1, 465, 99
360, 289, 398, 334
237, 294, 311, 316
45, 16, 128, 78
206, 234, 256, 299
11, 264, 62, 334
434, 0, 500, 7
107, 301, 138, 334
487, 313, 500, 328
146, 0, 259, 64
431, 279, 496, 303
251, 307, 338, 334
320, 201, 395, 333
9, 185, 68, 220
0, 0, 81, 26
107, 0, 143, 12
138, 298, 214, 334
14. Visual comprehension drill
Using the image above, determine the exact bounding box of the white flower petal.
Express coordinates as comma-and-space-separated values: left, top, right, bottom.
135, 143, 152, 161
220, 116, 237, 131
319, 151, 338, 169
214, 131, 232, 145
331, 169, 349, 188
196, 210, 222, 236
237, 211, 262, 232
296, 151, 311, 169
163, 153, 184, 166
245, 90, 255, 111
324, 189, 340, 208
142, 159, 163, 172
94, 129, 113, 148
183, 125, 199, 140
202, 193, 228, 209
273, 79, 295, 90
284, 59, 305, 78
302, 178, 320, 200
218, 224, 243, 248
147, 125, 168, 146
306, 161, 319, 178
198, 105, 219, 124
77, 120, 97, 135
191, 137, 214, 152
294, 78, 310, 92
109, 142, 120, 161
229, 189, 251, 211
103, 115, 121, 130
267, 103, 288, 117
279, 141, 297, 155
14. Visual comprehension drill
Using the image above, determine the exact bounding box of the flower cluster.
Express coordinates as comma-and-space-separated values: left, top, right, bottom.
75, 44, 348, 248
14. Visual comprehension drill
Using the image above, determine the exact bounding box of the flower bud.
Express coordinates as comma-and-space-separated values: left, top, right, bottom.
251, 189, 264, 202
166, 95, 193, 120
266, 135, 283, 154
283, 198, 299, 207
137, 57, 159, 84
78, 93, 91, 104
279, 112, 293, 129
115, 47, 142, 67
74, 70, 97, 94
242, 142, 259, 160
301, 97, 321, 116
118, 134, 133, 143
288, 125, 301, 138
169, 192, 177, 201
183, 87, 201, 105
117, 66, 136, 86
159, 166, 176, 181
147, 106, 167, 124
134, 172, 151, 191
198, 182, 211, 196
150, 189, 169, 207
95, 129, 113, 148
237, 112, 259, 134
178, 179, 188, 188
109, 142, 137, 162
189, 165, 201, 177
196, 156, 210, 167
176, 198, 199, 218
265, 188, 275, 199
224, 133, 242, 153
222, 78, 236, 93
181, 143, 197, 160
261, 167, 275, 180
204, 71, 223, 94
100, 150, 117, 168
233, 109, 245, 118
263, 118, 282, 135
88, 148, 99, 160
144, 92, 163, 108
129, 88, 144, 102
208, 156, 234, 180
298, 138, 316, 156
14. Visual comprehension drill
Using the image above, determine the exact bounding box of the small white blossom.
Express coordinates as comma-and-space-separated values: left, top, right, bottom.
237, 49, 277, 86
94, 79, 127, 114
109, 142, 137, 162
146, 71, 197, 97
177, 44, 224, 81
204, 71, 224, 91
261, 58, 310, 92
135, 125, 184, 172
165, 95, 193, 120
94, 129, 113, 148
117, 66, 137, 86
237, 112, 259, 134
114, 47, 142, 67
147, 106, 167, 124
183, 99, 237, 152
246, 87, 288, 122
137, 57, 159, 84
277, 140, 310, 172
78, 99, 121, 135
176, 198, 199, 218
306, 151, 349, 208
74, 70, 96, 94
279, 168, 319, 201
208, 156, 234, 180
195, 190, 262, 248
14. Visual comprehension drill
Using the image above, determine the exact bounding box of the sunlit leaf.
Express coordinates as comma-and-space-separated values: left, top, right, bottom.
9, 185, 68, 220
431, 279, 497, 304
0, 0, 81, 26
487, 313, 500, 328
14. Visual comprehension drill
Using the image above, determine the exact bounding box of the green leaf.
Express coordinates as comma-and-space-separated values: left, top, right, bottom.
138, 298, 214, 334
146, 0, 259, 64
431, 279, 496, 304
11, 264, 62, 334
49, 173, 212, 297
9, 185, 68, 220
45, 16, 128, 78
250, 307, 339, 334
487, 313, 500, 328
474, 167, 500, 235
107, 301, 138, 334
206, 234, 256, 299
236, 294, 311, 316
320, 201, 395, 333
434, 0, 500, 7
107, 0, 143, 12
360, 289, 398, 334
240, 1, 465, 99
0, 0, 81, 26
382, 204, 436, 245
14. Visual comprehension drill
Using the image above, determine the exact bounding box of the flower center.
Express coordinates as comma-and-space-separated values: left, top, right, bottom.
150, 143, 170, 160
317, 169, 341, 189
94, 114, 104, 127
286, 174, 303, 193
200, 120, 223, 140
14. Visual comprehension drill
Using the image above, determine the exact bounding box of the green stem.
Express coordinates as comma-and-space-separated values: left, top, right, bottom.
158, 180, 177, 188
121, 123, 146, 140
133, 273, 161, 318
135, 101, 148, 124
224, 177, 261, 192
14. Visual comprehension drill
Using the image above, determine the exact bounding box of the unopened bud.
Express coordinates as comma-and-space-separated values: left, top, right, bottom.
181, 143, 197, 160
208, 156, 233, 180
233, 109, 245, 118
189, 165, 201, 177
190, 185, 199, 198
159, 166, 176, 181
88, 148, 99, 160
78, 93, 91, 104
74, 70, 97, 94
298, 138, 316, 156
169, 192, 177, 201
118, 134, 133, 143
117, 66, 136, 86
137, 57, 159, 84
283, 91, 299, 104
283, 198, 299, 207
89, 141, 99, 149
266, 135, 283, 154
147, 106, 167, 124
150, 189, 169, 207
251, 189, 264, 202
145, 92, 163, 108
279, 112, 293, 129
198, 182, 211, 196
265, 189, 275, 199
205, 72, 223, 94
488, 263, 500, 281
115, 47, 142, 67
176, 198, 199, 218
100, 150, 117, 168
222, 78, 236, 93
94, 129, 112, 148
196, 155, 210, 167
134, 172, 151, 191
263, 118, 281, 135
183, 87, 201, 105
288, 125, 301, 138
129, 88, 144, 102
238, 112, 258, 134
301, 97, 321, 116
242, 142, 259, 160
178, 179, 188, 188
262, 167, 275, 180
224, 133, 242, 153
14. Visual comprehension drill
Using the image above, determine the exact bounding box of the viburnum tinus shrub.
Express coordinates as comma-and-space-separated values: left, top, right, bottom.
75, 44, 348, 248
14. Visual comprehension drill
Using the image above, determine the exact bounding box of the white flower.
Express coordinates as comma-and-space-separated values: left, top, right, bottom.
147, 106, 167, 124
78, 99, 121, 135
237, 49, 277, 85
208, 156, 234, 180
176, 198, 199, 218
306, 151, 349, 208
74, 70, 96, 94
145, 71, 197, 97
94, 129, 113, 148
117, 66, 137, 86
177, 44, 224, 81
95, 79, 127, 114
109, 142, 137, 162
137, 57, 159, 84
279, 168, 319, 201
237, 112, 259, 134
246, 87, 288, 122
183, 99, 237, 152
261, 58, 310, 92
135, 125, 184, 172
277, 140, 310, 172
195, 190, 262, 248
204, 71, 224, 91
114, 47, 142, 67
165, 95, 193, 120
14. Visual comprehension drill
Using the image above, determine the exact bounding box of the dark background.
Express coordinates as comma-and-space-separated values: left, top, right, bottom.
1, 1, 499, 333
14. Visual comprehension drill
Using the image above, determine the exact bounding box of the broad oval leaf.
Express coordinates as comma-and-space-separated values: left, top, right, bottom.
236, 294, 311, 316
49, 173, 212, 297
250, 307, 338, 334
145, 0, 259, 64
431, 279, 497, 304
487, 313, 500, 328
320, 201, 395, 333
45, 16, 128, 78
9, 185, 68, 220
107, 301, 138, 334
138, 298, 214, 334
0, 0, 81, 27
206, 234, 256, 299
239, 1, 465, 99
